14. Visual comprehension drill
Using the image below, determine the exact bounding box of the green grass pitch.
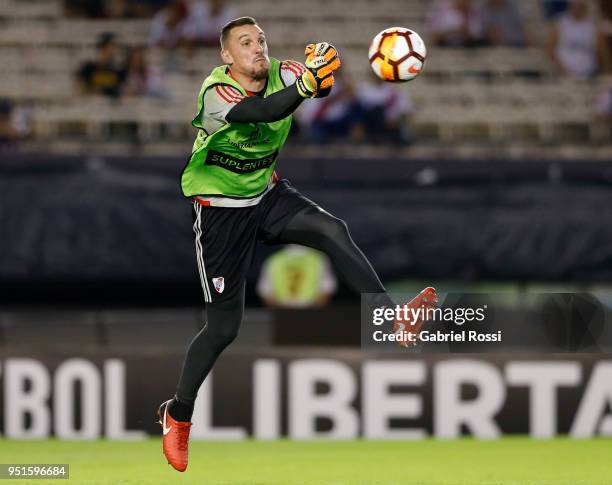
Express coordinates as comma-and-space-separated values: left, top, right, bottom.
0, 437, 610, 484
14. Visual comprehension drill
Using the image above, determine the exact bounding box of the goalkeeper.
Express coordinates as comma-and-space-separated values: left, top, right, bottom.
157, 16, 436, 472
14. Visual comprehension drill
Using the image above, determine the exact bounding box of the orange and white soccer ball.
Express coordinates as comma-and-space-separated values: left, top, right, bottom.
368, 27, 427, 82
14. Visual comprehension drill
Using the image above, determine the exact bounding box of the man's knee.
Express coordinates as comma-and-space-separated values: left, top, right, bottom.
286, 206, 353, 252
205, 298, 243, 348
210, 323, 240, 348
318, 214, 351, 249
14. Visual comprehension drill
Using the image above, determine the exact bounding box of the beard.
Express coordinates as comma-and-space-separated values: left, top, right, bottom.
250, 60, 269, 80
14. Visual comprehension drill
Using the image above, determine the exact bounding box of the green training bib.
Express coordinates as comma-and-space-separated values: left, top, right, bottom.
181, 57, 292, 199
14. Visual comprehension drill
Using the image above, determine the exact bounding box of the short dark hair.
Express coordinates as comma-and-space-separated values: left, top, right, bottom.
220, 16, 258, 48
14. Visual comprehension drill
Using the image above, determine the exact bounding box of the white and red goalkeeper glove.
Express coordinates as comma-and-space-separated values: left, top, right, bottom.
296, 42, 342, 98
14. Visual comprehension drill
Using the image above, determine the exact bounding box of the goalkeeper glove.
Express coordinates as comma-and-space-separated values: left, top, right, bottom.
295, 42, 342, 98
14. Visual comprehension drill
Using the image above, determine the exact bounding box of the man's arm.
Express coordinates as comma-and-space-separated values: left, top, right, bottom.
199, 78, 305, 133
546, 23, 566, 75
597, 29, 611, 74
226, 83, 305, 123
226, 59, 309, 124
228, 44, 341, 123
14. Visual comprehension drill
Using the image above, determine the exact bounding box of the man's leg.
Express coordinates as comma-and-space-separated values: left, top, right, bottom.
159, 200, 258, 472
170, 289, 245, 421
272, 203, 437, 347
168, 200, 258, 421
275, 205, 392, 302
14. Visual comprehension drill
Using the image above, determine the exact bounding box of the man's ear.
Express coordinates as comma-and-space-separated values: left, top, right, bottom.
221, 49, 233, 65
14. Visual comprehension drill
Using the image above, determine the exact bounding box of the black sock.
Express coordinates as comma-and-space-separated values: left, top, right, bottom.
168, 395, 194, 422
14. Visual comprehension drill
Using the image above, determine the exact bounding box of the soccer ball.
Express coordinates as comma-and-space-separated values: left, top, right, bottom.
368, 27, 427, 82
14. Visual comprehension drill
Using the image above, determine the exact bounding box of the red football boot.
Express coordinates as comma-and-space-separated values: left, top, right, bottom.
393, 287, 438, 347
157, 399, 192, 472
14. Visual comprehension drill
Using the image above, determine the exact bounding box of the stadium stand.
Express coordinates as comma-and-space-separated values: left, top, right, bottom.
0, 0, 609, 158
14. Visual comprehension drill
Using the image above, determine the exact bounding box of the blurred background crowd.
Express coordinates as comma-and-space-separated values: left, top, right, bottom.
0, 0, 610, 158
1, 0, 611, 314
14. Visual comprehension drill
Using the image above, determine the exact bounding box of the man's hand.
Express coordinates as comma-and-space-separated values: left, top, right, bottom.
296, 42, 342, 98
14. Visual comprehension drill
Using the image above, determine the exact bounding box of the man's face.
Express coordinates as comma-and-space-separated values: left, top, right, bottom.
222, 24, 270, 80
99, 42, 118, 64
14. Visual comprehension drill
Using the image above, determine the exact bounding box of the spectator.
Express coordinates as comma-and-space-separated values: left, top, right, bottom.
540, 0, 569, 20
547, 0, 610, 79
77, 33, 126, 98
257, 245, 337, 309
0, 99, 22, 150
593, 84, 612, 120
425, 0, 487, 47
148, 0, 192, 49
122, 47, 166, 97
297, 70, 365, 143
592, 83, 612, 140
600, 0, 612, 67
64, 0, 107, 18
482, 0, 528, 47
189, 0, 237, 47
359, 76, 415, 145
133, 0, 171, 17
106, 0, 139, 18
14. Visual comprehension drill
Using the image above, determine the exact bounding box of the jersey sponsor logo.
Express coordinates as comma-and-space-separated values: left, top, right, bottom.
212, 277, 225, 293
226, 128, 272, 149
227, 138, 272, 149
205, 150, 278, 174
